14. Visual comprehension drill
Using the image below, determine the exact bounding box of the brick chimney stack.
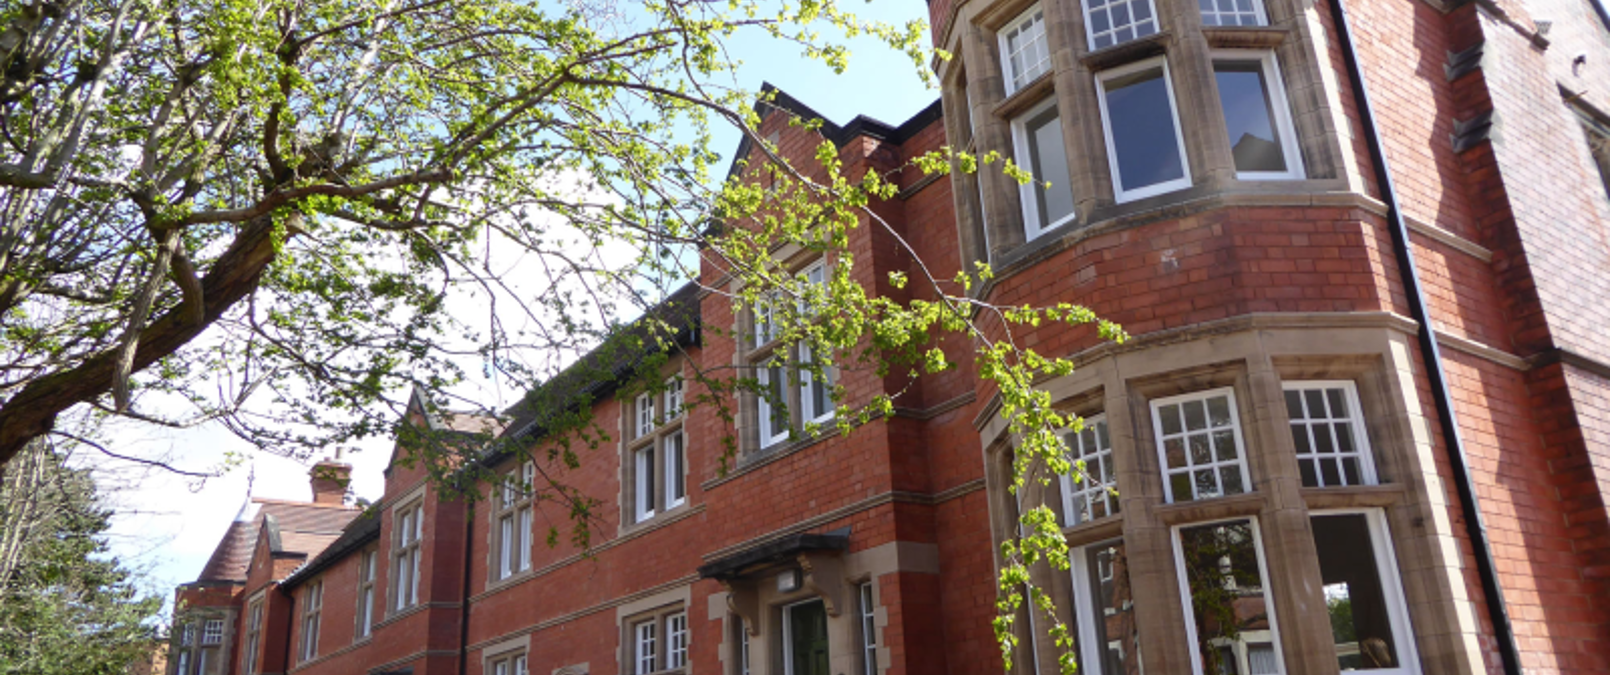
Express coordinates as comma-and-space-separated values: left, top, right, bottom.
309, 448, 353, 505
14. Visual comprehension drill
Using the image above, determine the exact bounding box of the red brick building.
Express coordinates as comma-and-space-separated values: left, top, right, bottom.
168, 0, 1610, 672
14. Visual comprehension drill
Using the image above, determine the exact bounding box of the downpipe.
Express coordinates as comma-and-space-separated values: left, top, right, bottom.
1324, 0, 1522, 672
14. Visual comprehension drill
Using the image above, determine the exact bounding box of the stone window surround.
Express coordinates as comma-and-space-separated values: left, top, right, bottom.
620, 358, 691, 533
172, 607, 237, 675
482, 634, 531, 675
617, 586, 691, 675
489, 461, 536, 587
731, 248, 839, 462
945, 0, 1359, 267
388, 486, 427, 614
975, 318, 1486, 675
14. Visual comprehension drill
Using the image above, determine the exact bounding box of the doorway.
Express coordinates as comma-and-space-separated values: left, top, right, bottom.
783, 599, 829, 675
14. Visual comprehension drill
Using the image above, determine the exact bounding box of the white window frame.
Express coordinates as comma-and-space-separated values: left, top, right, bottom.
798, 343, 836, 425
201, 619, 223, 645
635, 444, 658, 522
1151, 387, 1252, 503
1058, 415, 1119, 526
1083, 0, 1162, 51
665, 429, 687, 509
1283, 380, 1379, 488
1199, 0, 1268, 27
300, 581, 323, 663
490, 652, 528, 675
393, 503, 424, 611
1068, 539, 1140, 675
757, 359, 791, 449
180, 623, 195, 647
998, 5, 1051, 95
1171, 517, 1286, 675
637, 392, 657, 438
1311, 508, 1423, 675
1095, 57, 1194, 203
175, 651, 191, 675
666, 611, 690, 669
634, 619, 658, 674
665, 376, 684, 420
1212, 50, 1304, 181
1010, 96, 1078, 240
356, 550, 376, 638
494, 463, 535, 580
859, 582, 878, 675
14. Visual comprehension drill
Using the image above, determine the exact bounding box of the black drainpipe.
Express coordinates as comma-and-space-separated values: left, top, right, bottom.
1325, 0, 1522, 672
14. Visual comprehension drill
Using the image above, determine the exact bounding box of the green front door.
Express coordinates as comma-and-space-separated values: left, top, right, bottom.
786, 600, 830, 675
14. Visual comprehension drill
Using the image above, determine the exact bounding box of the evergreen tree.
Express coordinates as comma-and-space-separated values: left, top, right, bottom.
0, 440, 161, 675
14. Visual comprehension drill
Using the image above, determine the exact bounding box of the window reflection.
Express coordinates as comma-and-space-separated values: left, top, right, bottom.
1178, 520, 1282, 675
1101, 65, 1187, 196
1311, 514, 1401, 671
1083, 541, 1143, 675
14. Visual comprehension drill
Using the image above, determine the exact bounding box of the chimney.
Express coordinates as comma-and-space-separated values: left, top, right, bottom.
309, 451, 353, 505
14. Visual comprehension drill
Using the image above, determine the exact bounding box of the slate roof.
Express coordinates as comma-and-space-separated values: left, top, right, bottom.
280, 508, 382, 589
195, 499, 360, 583
497, 282, 702, 447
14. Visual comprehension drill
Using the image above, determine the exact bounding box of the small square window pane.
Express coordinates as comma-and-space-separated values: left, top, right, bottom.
1194, 469, 1220, 497
1160, 403, 1182, 435
1165, 438, 1187, 468
1190, 435, 1212, 465
1320, 459, 1342, 486
1213, 430, 1238, 462
1220, 466, 1245, 494
1208, 395, 1232, 428
1284, 390, 1304, 419
1342, 457, 1362, 485
1298, 460, 1318, 488
1092, 10, 1111, 33
1183, 399, 1207, 431
1102, 65, 1187, 194
1171, 473, 1193, 500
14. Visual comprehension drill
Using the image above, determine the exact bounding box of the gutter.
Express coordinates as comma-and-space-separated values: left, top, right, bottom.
1324, 0, 1522, 672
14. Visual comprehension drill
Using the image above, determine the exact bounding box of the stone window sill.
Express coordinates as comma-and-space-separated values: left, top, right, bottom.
1154, 491, 1264, 526
1202, 26, 1287, 50
1081, 31, 1170, 72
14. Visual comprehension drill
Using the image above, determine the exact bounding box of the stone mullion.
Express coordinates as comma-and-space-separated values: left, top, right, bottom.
1040, 0, 1104, 222
960, 20, 1026, 256
1161, 0, 1237, 188
1243, 355, 1340, 675
1111, 376, 1196, 675
940, 73, 990, 266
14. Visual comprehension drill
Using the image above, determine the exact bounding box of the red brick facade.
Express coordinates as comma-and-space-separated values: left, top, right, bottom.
168, 0, 1610, 674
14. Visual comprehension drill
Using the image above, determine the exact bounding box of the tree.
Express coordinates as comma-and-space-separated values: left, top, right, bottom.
0, 0, 1121, 671
0, 438, 163, 675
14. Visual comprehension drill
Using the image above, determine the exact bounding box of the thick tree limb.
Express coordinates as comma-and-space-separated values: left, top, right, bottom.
0, 212, 297, 465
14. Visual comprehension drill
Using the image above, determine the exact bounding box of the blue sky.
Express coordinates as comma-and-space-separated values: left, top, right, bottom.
98, 0, 940, 615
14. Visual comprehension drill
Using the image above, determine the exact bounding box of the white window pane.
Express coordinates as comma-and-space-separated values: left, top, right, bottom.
1100, 63, 1189, 199
1153, 389, 1249, 502
1086, 0, 1159, 50
1312, 514, 1405, 670
1017, 103, 1075, 235
635, 621, 658, 674
1178, 520, 1281, 675
860, 583, 877, 675
1200, 0, 1266, 26
759, 363, 789, 446
500, 515, 514, 578
1077, 542, 1141, 675
519, 508, 533, 570
667, 612, 689, 668
1061, 416, 1119, 525
1002, 8, 1050, 92
635, 446, 656, 521
666, 432, 686, 506
1284, 383, 1374, 488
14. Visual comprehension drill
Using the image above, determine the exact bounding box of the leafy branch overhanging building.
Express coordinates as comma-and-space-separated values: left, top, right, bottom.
168, 0, 1610, 672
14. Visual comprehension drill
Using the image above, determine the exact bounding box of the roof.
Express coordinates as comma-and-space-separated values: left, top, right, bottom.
725, 84, 943, 180
280, 508, 383, 589
496, 282, 702, 449
195, 499, 360, 583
